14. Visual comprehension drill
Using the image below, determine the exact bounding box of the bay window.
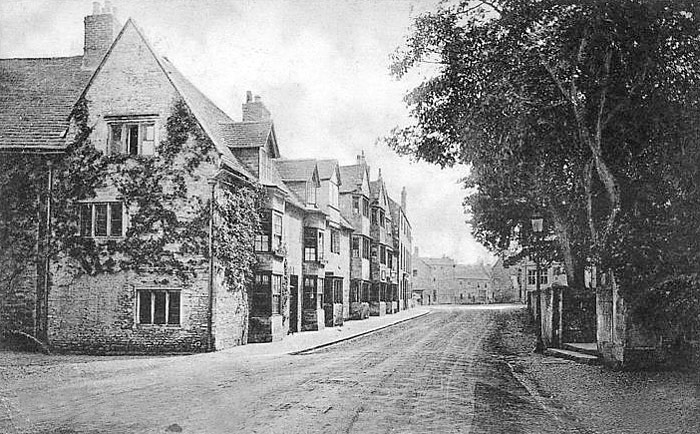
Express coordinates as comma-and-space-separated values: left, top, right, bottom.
303, 227, 324, 262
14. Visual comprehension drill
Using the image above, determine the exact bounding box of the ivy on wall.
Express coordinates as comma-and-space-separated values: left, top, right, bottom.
2, 98, 261, 300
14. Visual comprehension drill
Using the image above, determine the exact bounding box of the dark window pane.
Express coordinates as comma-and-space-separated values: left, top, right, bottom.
129, 125, 139, 155
168, 291, 180, 325
139, 291, 151, 324
94, 204, 108, 236
154, 292, 166, 324
80, 204, 92, 237
110, 203, 122, 236
110, 124, 122, 154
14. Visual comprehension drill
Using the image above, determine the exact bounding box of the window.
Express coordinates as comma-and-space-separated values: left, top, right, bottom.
109, 121, 155, 156
251, 273, 271, 316
304, 228, 324, 262
371, 208, 378, 225
271, 274, 282, 315
333, 278, 342, 303
362, 197, 369, 217
413, 269, 418, 277
80, 202, 124, 238
329, 183, 339, 208
255, 211, 271, 252
379, 210, 385, 228
331, 229, 340, 254
352, 236, 360, 258
272, 212, 283, 251
528, 269, 548, 285
353, 196, 360, 214
137, 289, 180, 325
362, 237, 370, 259
306, 181, 317, 206
350, 280, 361, 302
303, 276, 323, 310
380, 245, 386, 265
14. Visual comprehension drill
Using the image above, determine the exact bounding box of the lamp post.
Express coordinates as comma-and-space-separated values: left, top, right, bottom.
531, 212, 545, 352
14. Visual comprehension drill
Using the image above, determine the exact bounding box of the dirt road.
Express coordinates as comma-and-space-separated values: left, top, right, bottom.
2, 305, 583, 433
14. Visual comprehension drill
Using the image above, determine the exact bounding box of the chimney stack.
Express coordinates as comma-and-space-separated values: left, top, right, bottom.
401, 186, 407, 211
242, 91, 271, 122
83, 1, 120, 69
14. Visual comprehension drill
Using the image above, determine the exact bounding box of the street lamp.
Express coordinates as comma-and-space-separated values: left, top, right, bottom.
531, 212, 545, 352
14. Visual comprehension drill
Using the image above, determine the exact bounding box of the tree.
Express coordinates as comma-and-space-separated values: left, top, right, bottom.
387, 0, 700, 300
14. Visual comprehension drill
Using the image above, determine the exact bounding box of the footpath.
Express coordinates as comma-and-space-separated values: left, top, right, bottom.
0, 307, 430, 371
503, 309, 700, 434
224, 306, 430, 357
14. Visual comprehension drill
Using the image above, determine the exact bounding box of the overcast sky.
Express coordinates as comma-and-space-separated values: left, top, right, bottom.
0, 0, 494, 264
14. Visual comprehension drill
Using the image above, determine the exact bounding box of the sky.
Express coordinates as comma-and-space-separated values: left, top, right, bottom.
0, 0, 494, 264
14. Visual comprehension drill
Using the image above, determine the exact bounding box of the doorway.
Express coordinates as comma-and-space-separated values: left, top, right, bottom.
289, 275, 299, 333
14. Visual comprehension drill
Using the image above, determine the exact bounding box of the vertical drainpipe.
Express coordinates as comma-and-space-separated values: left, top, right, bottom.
207, 179, 216, 352
42, 160, 54, 342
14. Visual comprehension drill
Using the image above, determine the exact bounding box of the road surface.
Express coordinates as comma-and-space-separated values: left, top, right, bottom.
1, 305, 586, 433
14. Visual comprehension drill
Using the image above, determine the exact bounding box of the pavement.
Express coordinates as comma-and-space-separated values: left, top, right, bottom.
2, 304, 697, 433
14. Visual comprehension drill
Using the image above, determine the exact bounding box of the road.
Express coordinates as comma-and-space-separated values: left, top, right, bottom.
1, 305, 586, 433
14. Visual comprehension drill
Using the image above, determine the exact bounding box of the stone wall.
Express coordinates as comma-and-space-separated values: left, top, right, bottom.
48, 269, 209, 354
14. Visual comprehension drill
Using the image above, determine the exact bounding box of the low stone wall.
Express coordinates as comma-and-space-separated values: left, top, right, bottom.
349, 302, 370, 320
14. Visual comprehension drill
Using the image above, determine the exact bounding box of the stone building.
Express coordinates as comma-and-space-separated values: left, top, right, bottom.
389, 190, 412, 310
0, 6, 257, 353
339, 156, 373, 319
412, 254, 492, 304
0, 3, 415, 353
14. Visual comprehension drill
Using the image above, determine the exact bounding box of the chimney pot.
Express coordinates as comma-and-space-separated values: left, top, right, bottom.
104, 1, 112, 13
242, 91, 271, 122
401, 186, 407, 211
92, 2, 101, 14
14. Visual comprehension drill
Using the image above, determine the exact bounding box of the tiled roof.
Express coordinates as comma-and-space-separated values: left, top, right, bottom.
219, 121, 272, 149
274, 159, 317, 182
455, 264, 491, 280
369, 180, 383, 199
316, 159, 338, 181
265, 160, 305, 209
339, 164, 364, 193
0, 56, 93, 150
157, 55, 252, 179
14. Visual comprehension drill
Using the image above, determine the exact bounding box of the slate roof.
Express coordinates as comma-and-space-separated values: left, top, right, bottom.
155, 54, 252, 179
219, 121, 272, 149
455, 264, 491, 280
316, 159, 338, 181
274, 159, 317, 182
338, 164, 365, 193
0, 56, 93, 150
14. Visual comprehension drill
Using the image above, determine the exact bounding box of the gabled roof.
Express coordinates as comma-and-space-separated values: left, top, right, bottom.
316, 159, 340, 182
79, 19, 252, 179
339, 163, 367, 193
274, 159, 319, 184
219, 120, 279, 156
0, 56, 93, 151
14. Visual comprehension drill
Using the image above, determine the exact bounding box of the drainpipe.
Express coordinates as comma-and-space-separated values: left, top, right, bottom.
42, 160, 54, 342
206, 179, 216, 352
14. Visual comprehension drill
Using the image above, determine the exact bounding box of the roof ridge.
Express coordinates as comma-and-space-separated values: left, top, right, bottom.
0, 55, 84, 61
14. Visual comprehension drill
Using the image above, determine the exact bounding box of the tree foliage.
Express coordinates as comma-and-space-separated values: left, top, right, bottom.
388, 0, 700, 306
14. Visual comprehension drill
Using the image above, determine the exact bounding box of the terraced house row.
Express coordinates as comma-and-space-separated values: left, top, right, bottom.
0, 4, 412, 352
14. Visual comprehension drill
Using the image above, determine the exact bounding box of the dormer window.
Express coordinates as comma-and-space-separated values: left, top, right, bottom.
305, 182, 317, 206
107, 117, 157, 156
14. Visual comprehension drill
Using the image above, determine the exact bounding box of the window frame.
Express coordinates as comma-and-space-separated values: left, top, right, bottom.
136, 288, 181, 326
107, 119, 157, 156
330, 229, 340, 254
79, 201, 125, 239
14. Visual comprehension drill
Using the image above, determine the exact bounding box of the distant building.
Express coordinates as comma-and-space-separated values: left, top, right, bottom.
412, 253, 492, 304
